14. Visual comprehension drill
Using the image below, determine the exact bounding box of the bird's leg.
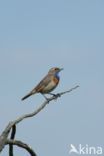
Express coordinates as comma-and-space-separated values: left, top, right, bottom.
47, 93, 58, 97
41, 93, 49, 101
47, 93, 56, 96
47, 93, 61, 98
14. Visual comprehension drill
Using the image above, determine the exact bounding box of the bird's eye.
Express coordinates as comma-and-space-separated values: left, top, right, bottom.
55, 68, 58, 70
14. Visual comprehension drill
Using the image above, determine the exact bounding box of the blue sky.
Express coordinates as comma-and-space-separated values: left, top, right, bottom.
0, 0, 104, 156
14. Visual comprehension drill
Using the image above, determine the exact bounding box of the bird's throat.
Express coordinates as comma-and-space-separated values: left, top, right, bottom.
55, 72, 60, 80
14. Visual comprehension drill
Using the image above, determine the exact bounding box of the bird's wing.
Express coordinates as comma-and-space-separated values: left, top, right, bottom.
31, 74, 51, 93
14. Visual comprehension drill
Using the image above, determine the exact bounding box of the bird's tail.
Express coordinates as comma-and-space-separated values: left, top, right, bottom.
21, 92, 33, 101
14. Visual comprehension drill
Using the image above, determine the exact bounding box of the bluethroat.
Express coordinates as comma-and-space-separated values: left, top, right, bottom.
21, 67, 63, 100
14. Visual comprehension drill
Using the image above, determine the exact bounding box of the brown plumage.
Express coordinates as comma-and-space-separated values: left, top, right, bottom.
21, 67, 63, 100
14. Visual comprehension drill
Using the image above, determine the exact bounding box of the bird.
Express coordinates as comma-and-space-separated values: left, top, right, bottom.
21, 67, 63, 101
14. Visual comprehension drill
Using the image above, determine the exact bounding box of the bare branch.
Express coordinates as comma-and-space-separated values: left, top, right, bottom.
58, 85, 79, 96
6, 139, 37, 156
12, 85, 80, 125
0, 85, 79, 153
0, 122, 13, 152
9, 125, 16, 156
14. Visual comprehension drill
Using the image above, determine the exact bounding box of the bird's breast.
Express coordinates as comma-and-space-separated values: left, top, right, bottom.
42, 77, 59, 93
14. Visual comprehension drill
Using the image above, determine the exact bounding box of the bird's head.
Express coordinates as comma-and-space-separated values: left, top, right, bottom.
48, 67, 63, 76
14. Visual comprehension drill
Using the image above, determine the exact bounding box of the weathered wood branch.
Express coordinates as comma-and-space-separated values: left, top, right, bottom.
0, 85, 79, 154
